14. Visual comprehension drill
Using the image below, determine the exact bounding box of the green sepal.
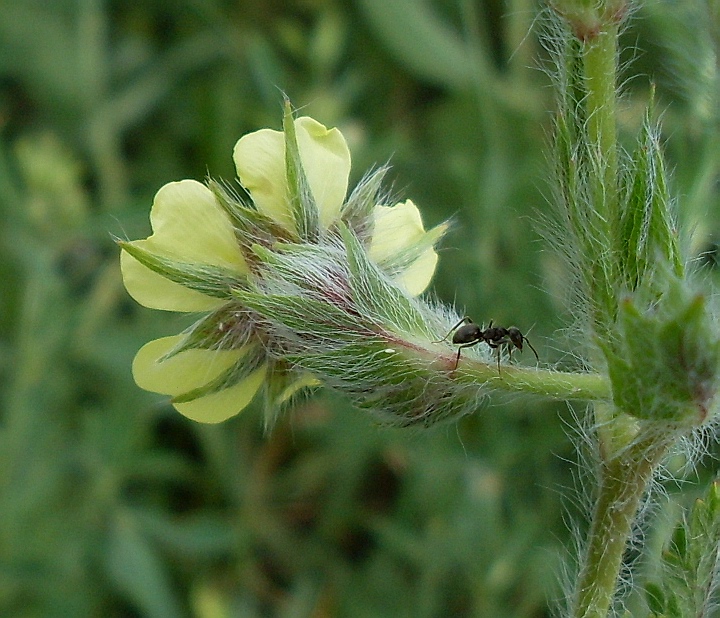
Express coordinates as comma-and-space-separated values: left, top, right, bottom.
339, 223, 432, 338
601, 282, 720, 424
119, 241, 244, 299
261, 361, 319, 430
285, 339, 479, 427
283, 99, 319, 242
232, 289, 365, 345
339, 165, 388, 243
159, 306, 256, 361
171, 344, 266, 404
374, 220, 449, 278
208, 179, 298, 245
248, 241, 336, 291
235, 286, 479, 426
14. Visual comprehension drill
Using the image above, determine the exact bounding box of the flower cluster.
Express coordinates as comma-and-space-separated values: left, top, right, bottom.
119, 105, 451, 424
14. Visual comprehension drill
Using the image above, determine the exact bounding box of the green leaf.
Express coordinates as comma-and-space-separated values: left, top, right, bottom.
644, 582, 666, 614
355, 0, 475, 89
618, 104, 683, 290
600, 281, 720, 424
130, 507, 236, 557
646, 479, 720, 617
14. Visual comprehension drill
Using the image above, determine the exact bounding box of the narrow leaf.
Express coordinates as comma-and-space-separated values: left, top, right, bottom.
106, 512, 183, 618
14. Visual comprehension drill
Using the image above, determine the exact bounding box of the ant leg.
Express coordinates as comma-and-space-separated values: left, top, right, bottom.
453, 340, 479, 370
454, 347, 462, 370
484, 341, 503, 376
453, 339, 481, 371
434, 316, 471, 343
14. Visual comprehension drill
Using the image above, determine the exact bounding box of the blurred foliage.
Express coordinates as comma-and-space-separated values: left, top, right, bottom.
0, 1, 718, 617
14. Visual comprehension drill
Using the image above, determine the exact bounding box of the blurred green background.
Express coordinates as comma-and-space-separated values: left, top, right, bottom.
1, 1, 719, 617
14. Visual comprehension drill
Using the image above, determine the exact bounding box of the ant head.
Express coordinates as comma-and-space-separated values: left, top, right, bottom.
506, 327, 525, 350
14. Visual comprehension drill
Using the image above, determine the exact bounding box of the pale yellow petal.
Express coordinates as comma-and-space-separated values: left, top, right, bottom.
232, 117, 350, 229
174, 367, 266, 423
233, 128, 293, 229
132, 335, 266, 423
369, 200, 438, 296
393, 246, 438, 296
120, 251, 225, 312
133, 335, 244, 395
141, 180, 247, 272
368, 200, 426, 263
295, 117, 350, 227
120, 180, 246, 311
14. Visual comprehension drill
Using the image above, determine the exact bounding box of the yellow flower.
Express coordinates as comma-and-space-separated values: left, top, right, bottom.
120, 114, 442, 423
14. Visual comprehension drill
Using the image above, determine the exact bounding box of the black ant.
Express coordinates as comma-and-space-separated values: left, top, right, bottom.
435, 317, 538, 373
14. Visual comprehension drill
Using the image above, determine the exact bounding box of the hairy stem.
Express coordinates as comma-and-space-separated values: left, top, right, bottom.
570, 22, 664, 617
451, 362, 610, 402
573, 429, 671, 618
583, 26, 618, 226
580, 26, 621, 337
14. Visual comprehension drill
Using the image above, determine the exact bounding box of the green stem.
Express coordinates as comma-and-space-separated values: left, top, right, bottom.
581, 25, 621, 336
454, 362, 610, 402
414, 338, 611, 402
583, 26, 618, 225
572, 429, 671, 618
